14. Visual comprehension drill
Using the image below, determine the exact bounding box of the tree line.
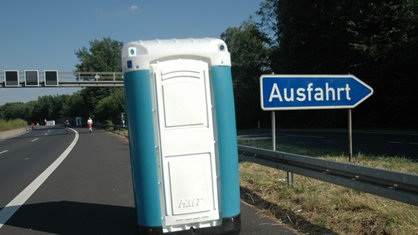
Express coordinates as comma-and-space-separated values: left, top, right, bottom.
1, 1, 417, 129
222, 0, 417, 129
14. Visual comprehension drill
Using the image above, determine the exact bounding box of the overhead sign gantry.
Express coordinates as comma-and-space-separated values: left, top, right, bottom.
1, 71, 124, 87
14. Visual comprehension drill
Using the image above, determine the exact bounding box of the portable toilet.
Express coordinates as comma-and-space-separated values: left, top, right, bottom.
75, 117, 82, 127
122, 38, 240, 234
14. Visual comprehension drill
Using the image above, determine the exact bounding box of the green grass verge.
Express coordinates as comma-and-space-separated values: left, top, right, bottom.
238, 137, 418, 235
0, 119, 27, 131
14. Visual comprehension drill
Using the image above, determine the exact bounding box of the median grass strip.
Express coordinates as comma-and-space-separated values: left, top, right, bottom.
238, 138, 418, 235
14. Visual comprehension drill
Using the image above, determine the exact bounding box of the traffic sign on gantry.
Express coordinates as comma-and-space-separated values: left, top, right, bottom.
44, 70, 59, 86
4, 70, 19, 87
260, 74, 373, 110
24, 70, 39, 87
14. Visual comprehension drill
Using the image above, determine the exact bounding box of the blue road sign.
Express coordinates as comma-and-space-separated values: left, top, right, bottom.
260, 74, 373, 110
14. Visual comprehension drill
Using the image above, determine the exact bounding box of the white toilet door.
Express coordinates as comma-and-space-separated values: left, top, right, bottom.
151, 59, 220, 230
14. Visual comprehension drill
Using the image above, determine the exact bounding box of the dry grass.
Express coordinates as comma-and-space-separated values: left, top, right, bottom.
239, 158, 418, 235
0, 118, 27, 131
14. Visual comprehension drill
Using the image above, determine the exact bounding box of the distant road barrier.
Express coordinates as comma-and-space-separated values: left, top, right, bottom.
238, 145, 418, 206
0, 127, 28, 140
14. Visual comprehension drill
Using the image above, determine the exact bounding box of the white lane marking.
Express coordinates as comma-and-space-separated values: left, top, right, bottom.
31, 138, 39, 142
0, 150, 9, 155
0, 128, 79, 229
287, 134, 325, 139
388, 141, 402, 144
409, 142, 418, 145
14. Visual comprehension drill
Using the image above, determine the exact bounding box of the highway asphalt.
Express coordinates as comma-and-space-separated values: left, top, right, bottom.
0, 126, 296, 234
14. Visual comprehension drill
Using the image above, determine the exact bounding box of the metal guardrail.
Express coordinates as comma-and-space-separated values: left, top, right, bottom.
238, 145, 418, 206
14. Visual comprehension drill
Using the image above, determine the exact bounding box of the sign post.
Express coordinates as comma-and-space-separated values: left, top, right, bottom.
260, 74, 373, 168
348, 109, 353, 161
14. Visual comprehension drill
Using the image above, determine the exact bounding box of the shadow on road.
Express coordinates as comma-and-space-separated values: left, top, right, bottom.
240, 186, 336, 235
4, 201, 137, 234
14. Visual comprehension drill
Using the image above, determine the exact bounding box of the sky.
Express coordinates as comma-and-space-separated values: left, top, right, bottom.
0, 0, 264, 105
